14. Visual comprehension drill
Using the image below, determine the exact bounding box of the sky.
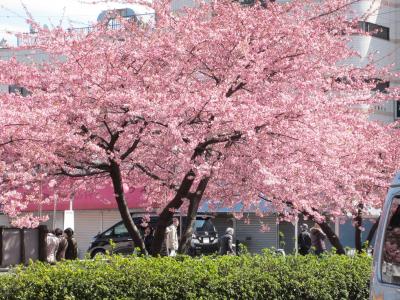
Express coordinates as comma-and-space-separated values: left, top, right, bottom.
0, 0, 152, 46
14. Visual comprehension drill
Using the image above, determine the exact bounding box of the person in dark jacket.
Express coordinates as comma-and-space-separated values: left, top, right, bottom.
143, 226, 154, 255
219, 227, 235, 255
298, 224, 312, 255
310, 224, 326, 255
54, 228, 68, 261
64, 228, 78, 260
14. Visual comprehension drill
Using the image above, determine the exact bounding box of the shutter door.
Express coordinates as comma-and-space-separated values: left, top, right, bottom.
236, 213, 277, 254
101, 210, 124, 232
74, 210, 103, 258
213, 215, 234, 237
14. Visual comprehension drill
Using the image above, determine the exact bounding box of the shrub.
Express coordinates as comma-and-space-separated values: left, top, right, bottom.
0, 252, 372, 300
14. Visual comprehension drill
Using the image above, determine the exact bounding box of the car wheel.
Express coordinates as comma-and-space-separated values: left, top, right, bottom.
91, 249, 106, 258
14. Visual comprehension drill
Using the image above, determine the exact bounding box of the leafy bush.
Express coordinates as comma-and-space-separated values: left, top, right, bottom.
0, 252, 372, 300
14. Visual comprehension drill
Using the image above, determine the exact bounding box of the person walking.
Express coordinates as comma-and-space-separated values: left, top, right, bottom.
310, 224, 327, 255
219, 227, 235, 255
165, 217, 179, 256
64, 228, 78, 260
54, 228, 68, 261
144, 226, 154, 255
46, 229, 60, 264
298, 224, 312, 255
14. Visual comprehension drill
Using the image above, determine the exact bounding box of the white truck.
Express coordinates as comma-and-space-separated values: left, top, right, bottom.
371, 172, 400, 299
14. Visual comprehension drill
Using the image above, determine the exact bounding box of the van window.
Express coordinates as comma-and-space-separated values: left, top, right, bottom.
382, 196, 400, 285
114, 223, 129, 237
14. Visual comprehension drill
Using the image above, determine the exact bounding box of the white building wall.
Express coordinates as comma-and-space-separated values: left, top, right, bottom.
0, 48, 49, 64
350, 0, 400, 123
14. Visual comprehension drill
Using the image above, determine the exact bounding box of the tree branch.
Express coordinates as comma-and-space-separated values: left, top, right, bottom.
226, 81, 246, 98
191, 131, 242, 160
132, 163, 177, 191
120, 121, 148, 160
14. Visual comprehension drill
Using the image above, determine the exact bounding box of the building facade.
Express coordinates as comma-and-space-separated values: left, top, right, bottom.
352, 0, 400, 123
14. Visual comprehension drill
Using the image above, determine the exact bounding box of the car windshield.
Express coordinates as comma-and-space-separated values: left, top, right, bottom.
194, 219, 215, 232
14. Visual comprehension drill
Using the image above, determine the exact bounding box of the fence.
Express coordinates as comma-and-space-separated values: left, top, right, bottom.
0, 225, 47, 267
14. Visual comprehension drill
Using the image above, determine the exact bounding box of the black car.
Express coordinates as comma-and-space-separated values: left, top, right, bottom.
189, 218, 219, 256
88, 214, 218, 257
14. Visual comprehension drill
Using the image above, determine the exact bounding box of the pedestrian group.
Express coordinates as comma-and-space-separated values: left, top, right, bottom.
46, 227, 78, 264
298, 223, 327, 255
46, 220, 328, 262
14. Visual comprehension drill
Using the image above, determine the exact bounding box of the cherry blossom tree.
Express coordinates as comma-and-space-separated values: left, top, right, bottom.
0, 0, 398, 254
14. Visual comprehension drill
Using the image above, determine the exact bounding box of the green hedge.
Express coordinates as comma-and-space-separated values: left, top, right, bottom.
0, 252, 372, 300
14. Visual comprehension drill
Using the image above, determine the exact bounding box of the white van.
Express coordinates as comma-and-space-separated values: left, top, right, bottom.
371, 172, 400, 299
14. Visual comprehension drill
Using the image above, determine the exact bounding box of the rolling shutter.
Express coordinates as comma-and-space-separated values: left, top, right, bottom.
74, 210, 103, 258
235, 213, 278, 253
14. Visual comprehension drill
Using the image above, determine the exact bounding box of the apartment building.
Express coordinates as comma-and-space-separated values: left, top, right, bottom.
352, 0, 400, 123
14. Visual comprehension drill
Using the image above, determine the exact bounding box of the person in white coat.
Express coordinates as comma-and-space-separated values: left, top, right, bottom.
46, 229, 60, 264
165, 218, 179, 256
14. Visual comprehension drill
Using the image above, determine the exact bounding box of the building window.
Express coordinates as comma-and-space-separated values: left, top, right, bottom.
359, 21, 389, 40
8, 85, 30, 97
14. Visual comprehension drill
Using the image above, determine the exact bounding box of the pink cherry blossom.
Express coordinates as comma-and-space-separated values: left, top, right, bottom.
0, 0, 399, 253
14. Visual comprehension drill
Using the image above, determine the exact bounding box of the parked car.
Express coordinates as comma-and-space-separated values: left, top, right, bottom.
370, 172, 400, 299
88, 214, 218, 257
189, 217, 219, 256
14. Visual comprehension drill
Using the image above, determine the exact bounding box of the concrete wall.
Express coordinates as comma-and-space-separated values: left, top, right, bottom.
1, 228, 22, 266
0, 227, 41, 267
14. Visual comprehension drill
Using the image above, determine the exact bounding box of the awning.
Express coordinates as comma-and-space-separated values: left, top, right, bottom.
23, 186, 145, 212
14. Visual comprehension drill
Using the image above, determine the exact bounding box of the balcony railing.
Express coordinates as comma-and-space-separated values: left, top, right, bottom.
17, 12, 155, 47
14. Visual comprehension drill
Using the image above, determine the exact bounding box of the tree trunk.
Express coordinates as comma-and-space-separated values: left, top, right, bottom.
354, 203, 363, 253
109, 161, 146, 254
178, 177, 209, 254
318, 221, 345, 255
151, 170, 196, 256
366, 215, 380, 247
